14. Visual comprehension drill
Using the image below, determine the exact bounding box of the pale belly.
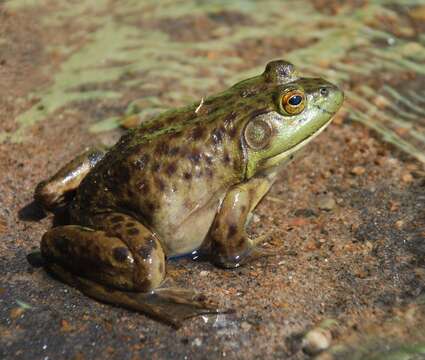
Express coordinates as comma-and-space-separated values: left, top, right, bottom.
152, 193, 225, 257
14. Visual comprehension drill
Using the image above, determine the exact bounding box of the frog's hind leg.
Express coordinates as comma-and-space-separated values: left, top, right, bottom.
47, 263, 220, 328
41, 214, 222, 327
35, 146, 107, 211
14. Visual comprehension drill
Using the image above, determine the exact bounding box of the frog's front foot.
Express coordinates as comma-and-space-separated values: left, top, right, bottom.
249, 233, 281, 260
207, 177, 281, 269
243, 243, 280, 264
211, 233, 279, 269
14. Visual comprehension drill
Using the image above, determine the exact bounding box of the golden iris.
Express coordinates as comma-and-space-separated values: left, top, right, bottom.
281, 90, 305, 115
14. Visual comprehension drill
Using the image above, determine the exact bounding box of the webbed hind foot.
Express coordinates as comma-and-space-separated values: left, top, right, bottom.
47, 263, 229, 328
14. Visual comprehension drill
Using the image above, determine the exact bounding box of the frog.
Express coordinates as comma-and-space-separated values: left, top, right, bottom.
34, 60, 344, 327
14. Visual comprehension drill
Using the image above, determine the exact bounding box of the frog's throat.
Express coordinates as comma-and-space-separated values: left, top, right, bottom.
252, 118, 333, 176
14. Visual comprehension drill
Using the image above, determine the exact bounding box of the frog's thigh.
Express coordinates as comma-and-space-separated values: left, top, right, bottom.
208, 175, 275, 268
41, 222, 165, 292
89, 212, 166, 290
35, 146, 107, 210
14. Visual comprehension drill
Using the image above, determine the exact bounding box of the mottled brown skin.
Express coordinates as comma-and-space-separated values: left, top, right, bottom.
35, 60, 344, 327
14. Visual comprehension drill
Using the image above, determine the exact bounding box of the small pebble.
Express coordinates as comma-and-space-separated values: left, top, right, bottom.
389, 201, 400, 212
402, 173, 413, 183
414, 268, 425, 281
200, 271, 209, 277
240, 321, 252, 332
120, 114, 141, 129
192, 338, 202, 347
374, 95, 390, 109
350, 166, 366, 176
395, 220, 404, 229
304, 239, 320, 251
302, 328, 332, 355
252, 214, 260, 223
60, 319, 73, 332
10, 307, 24, 319
317, 195, 336, 211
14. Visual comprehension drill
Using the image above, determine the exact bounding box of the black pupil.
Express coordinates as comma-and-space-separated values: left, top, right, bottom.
288, 95, 302, 106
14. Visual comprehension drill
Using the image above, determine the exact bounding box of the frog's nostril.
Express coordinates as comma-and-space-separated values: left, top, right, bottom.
320, 87, 329, 97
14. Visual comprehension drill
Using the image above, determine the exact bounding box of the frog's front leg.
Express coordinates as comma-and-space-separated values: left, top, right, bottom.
41, 212, 221, 327
208, 174, 277, 268
35, 146, 107, 211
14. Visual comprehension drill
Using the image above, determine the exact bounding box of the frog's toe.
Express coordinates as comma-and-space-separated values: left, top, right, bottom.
154, 287, 217, 308
157, 277, 177, 288
251, 232, 273, 247
247, 244, 281, 261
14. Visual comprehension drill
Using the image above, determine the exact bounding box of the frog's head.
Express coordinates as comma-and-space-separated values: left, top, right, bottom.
242, 60, 344, 178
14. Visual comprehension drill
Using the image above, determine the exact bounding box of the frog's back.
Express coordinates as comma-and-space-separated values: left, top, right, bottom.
70, 70, 282, 250
70, 91, 256, 227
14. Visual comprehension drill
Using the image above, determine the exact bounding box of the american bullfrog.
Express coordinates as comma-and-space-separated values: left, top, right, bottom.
35, 60, 343, 327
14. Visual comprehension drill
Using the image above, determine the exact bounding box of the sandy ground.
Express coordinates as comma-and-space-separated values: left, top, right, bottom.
0, 1, 424, 359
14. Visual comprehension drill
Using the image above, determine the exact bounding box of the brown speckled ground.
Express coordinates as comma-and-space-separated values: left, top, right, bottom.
1, 2, 425, 360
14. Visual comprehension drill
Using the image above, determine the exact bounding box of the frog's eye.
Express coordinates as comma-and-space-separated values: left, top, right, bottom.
281, 90, 305, 115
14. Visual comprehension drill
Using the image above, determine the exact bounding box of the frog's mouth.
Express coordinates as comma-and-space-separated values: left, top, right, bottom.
259, 117, 333, 171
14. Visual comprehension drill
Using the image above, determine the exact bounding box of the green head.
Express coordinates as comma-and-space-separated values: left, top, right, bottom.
241, 60, 344, 178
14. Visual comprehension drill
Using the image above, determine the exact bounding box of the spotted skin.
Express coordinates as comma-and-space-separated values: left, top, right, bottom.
89, 212, 165, 291
41, 225, 137, 290
41, 212, 166, 291
35, 60, 344, 326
